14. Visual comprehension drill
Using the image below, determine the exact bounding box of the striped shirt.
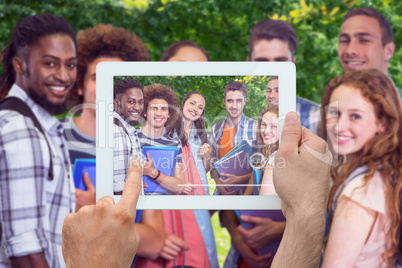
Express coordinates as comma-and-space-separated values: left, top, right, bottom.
0, 85, 75, 268
60, 117, 96, 170
296, 96, 321, 135
137, 128, 183, 165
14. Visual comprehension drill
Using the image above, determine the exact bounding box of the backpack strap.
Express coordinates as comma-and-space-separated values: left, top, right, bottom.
214, 120, 224, 138
330, 165, 369, 214
113, 117, 133, 155
0, 97, 53, 181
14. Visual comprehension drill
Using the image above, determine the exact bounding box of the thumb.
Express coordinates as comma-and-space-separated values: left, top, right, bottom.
278, 112, 301, 157
82, 172, 95, 191
147, 153, 152, 161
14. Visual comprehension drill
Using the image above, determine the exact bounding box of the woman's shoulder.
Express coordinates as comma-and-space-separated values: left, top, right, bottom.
341, 170, 386, 214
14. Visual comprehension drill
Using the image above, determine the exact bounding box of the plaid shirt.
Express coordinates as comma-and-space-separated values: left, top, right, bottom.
113, 112, 141, 193
0, 85, 75, 267
209, 113, 257, 195
296, 96, 321, 134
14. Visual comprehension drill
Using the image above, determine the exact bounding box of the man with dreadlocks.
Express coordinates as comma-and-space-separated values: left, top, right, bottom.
0, 13, 77, 267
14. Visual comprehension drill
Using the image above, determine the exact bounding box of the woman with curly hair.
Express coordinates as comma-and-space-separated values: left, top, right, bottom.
321, 69, 402, 267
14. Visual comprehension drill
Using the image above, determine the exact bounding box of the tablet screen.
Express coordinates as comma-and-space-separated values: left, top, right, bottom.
97, 62, 295, 209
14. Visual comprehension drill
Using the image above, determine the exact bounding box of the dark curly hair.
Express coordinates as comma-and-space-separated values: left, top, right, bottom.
114, 78, 143, 100
160, 40, 210, 61
0, 13, 76, 100
143, 83, 179, 129
67, 24, 150, 109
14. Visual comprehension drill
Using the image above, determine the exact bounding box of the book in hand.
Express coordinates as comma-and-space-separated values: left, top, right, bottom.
215, 140, 253, 192
236, 209, 286, 256
142, 146, 179, 194
73, 158, 96, 190
216, 150, 252, 179
216, 140, 253, 165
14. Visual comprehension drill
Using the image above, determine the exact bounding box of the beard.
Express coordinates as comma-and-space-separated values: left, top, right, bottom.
27, 87, 67, 115
120, 113, 145, 127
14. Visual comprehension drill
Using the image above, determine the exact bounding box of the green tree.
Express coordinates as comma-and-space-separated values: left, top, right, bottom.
1, 0, 401, 102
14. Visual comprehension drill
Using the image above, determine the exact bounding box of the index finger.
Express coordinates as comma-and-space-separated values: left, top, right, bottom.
118, 158, 142, 215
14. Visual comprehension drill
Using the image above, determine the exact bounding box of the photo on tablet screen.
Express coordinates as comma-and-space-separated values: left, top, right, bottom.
96, 62, 296, 209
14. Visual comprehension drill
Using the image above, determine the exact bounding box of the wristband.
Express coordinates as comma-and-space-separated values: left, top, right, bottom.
151, 170, 161, 181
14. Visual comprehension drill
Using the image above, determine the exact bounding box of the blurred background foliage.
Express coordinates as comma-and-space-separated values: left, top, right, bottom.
0, 0, 401, 104
2, 1, 399, 264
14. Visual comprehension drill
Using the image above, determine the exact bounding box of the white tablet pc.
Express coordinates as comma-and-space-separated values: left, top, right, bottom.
96, 62, 295, 209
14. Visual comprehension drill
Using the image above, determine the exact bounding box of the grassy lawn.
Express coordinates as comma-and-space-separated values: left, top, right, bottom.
207, 174, 231, 267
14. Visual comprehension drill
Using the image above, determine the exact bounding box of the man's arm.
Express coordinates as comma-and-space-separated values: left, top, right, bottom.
210, 168, 235, 195
271, 112, 331, 268
0, 116, 52, 266
143, 154, 193, 194
218, 172, 252, 188
136, 210, 165, 260
221, 210, 272, 268
237, 216, 285, 250
10, 253, 49, 268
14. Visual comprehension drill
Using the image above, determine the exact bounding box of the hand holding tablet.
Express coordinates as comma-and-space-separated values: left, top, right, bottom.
96, 62, 296, 209
271, 112, 331, 268
63, 112, 331, 268
62, 158, 142, 268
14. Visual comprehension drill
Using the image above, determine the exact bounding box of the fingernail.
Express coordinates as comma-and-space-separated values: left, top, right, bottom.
286, 112, 298, 125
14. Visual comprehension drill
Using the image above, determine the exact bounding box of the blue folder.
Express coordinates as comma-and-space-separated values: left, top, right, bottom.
142, 146, 179, 194
135, 210, 142, 223
73, 158, 96, 190
252, 169, 261, 195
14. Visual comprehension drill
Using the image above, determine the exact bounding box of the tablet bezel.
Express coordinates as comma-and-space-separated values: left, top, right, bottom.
96, 62, 296, 209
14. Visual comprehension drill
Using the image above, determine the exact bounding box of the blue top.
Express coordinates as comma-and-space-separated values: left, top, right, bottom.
187, 125, 210, 195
